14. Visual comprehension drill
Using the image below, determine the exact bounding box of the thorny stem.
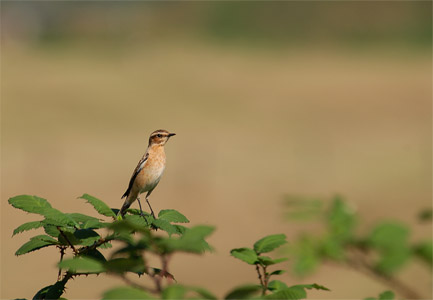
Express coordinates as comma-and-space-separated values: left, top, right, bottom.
255, 264, 265, 292
57, 246, 66, 281
263, 265, 269, 294
57, 227, 78, 255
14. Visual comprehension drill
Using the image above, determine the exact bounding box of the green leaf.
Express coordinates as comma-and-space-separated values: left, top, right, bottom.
368, 222, 410, 249
74, 229, 101, 246
58, 257, 105, 273
102, 286, 153, 299
162, 225, 215, 253
264, 286, 306, 299
80, 249, 107, 263
33, 285, 51, 300
9, 195, 77, 226
189, 287, 217, 300
321, 236, 345, 260
291, 236, 320, 276
230, 248, 258, 265
152, 218, 179, 236
291, 283, 330, 291
9, 195, 52, 214
45, 281, 67, 300
162, 285, 186, 299
258, 256, 288, 266
368, 222, 411, 274
159, 209, 189, 223
327, 196, 356, 243
378, 291, 395, 300
67, 213, 105, 229
270, 270, 286, 276
254, 234, 287, 254
268, 280, 288, 291
12, 221, 43, 236
79, 194, 115, 217
15, 235, 58, 256
104, 257, 146, 274
284, 196, 323, 221
224, 284, 262, 300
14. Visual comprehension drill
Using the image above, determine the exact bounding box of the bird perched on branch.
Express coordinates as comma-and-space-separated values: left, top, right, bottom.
119, 129, 176, 218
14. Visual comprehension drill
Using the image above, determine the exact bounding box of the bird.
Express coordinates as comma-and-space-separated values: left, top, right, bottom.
119, 129, 176, 218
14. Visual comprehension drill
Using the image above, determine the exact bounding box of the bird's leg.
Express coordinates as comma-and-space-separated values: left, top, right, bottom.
137, 197, 152, 226
146, 196, 156, 219
136, 197, 144, 216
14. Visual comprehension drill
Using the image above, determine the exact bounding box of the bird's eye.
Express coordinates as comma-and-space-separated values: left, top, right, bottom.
157, 134, 162, 138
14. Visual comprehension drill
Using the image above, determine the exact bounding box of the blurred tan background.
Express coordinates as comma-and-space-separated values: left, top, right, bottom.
1, 2, 431, 299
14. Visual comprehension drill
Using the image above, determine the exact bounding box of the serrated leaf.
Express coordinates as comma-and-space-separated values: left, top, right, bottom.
67, 213, 105, 229
9, 195, 52, 214
102, 286, 154, 299
161, 225, 214, 254
58, 257, 105, 273
162, 284, 186, 299
79, 194, 115, 217
224, 284, 262, 300
230, 248, 258, 265
12, 221, 43, 236
152, 219, 178, 236
379, 291, 395, 300
15, 235, 58, 256
264, 286, 306, 299
158, 209, 189, 223
9, 195, 77, 226
254, 234, 287, 254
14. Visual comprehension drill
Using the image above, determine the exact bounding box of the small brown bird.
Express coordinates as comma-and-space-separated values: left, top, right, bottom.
120, 129, 176, 217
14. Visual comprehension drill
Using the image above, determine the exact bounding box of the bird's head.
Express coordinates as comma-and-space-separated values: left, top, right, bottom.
148, 129, 176, 146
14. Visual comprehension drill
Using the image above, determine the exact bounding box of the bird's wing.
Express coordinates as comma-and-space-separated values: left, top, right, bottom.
121, 152, 149, 199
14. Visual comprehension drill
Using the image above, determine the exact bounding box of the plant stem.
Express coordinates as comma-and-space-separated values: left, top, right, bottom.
255, 264, 266, 295
344, 247, 422, 299
57, 227, 78, 255
57, 246, 66, 281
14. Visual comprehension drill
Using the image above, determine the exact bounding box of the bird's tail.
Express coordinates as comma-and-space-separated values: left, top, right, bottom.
119, 200, 131, 217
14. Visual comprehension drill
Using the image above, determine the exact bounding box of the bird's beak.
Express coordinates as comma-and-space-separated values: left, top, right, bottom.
168, 133, 176, 137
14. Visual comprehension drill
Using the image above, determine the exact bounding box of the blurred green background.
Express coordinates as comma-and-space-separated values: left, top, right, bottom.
1, 1, 431, 299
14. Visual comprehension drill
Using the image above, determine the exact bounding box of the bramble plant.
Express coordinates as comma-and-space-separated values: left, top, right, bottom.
285, 195, 432, 299
228, 234, 329, 299
9, 194, 329, 300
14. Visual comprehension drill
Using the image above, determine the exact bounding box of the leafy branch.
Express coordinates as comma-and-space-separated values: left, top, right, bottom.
285, 195, 432, 299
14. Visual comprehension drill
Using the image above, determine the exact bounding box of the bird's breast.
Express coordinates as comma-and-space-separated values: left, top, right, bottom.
136, 152, 166, 193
